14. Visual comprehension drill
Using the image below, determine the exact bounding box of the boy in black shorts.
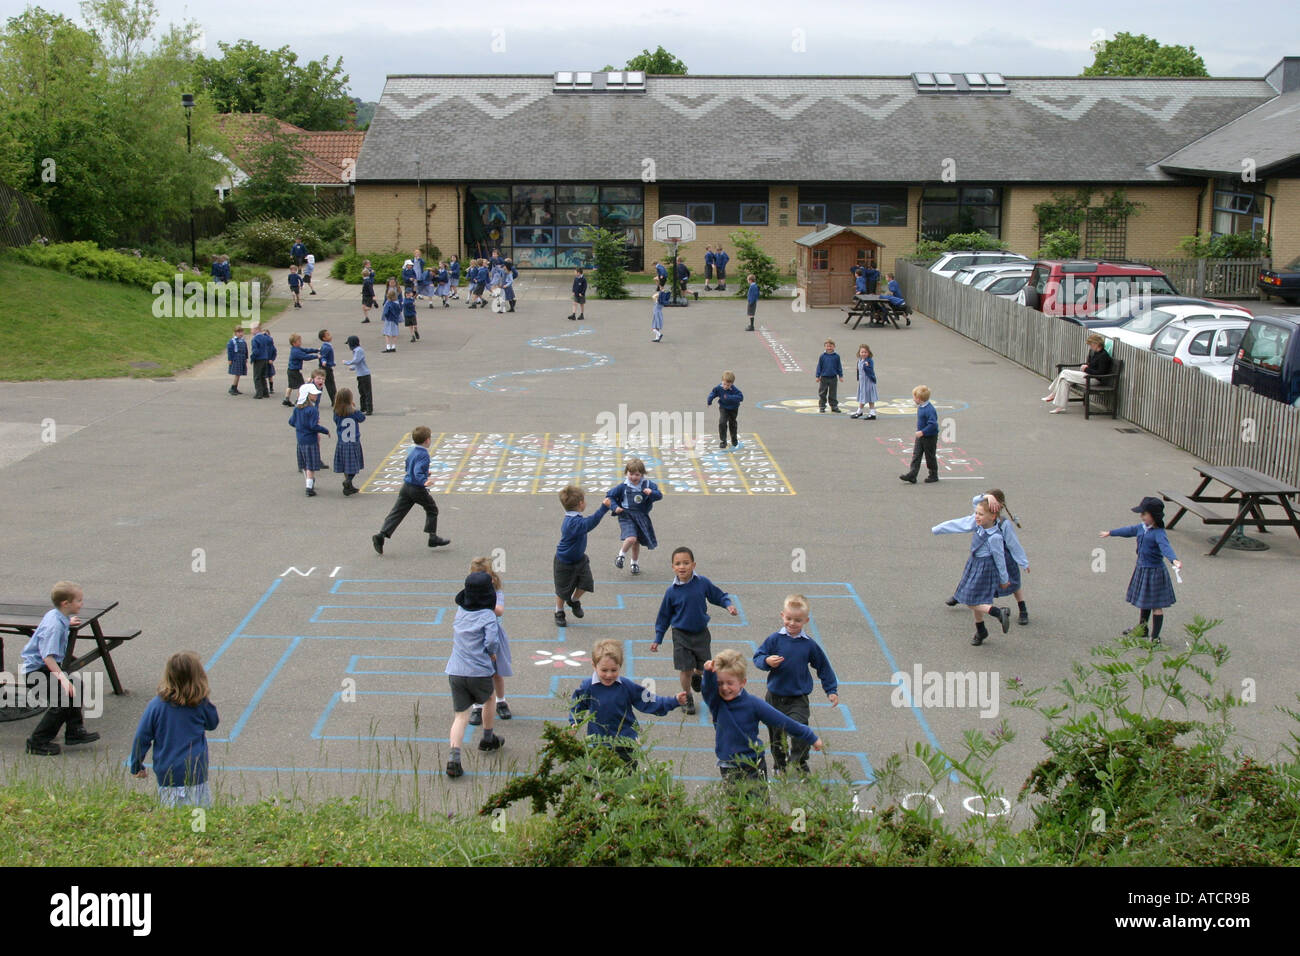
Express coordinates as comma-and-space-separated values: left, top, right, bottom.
553, 485, 611, 626
651, 547, 737, 714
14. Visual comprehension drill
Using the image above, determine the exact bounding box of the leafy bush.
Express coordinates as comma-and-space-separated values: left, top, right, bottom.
728, 228, 781, 297
229, 219, 323, 268
581, 226, 631, 299
330, 250, 440, 284
8, 241, 177, 288
1036, 229, 1082, 259
302, 213, 354, 245
1176, 233, 1271, 259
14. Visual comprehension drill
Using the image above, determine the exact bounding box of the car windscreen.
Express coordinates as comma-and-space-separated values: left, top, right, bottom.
1122, 308, 1177, 335
1152, 326, 1187, 355
987, 275, 1028, 294
1238, 324, 1293, 371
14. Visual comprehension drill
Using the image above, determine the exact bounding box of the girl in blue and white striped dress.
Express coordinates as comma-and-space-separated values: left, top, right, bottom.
851, 344, 878, 419
434, 261, 451, 307
933, 495, 1013, 646
332, 388, 366, 497
1100, 496, 1182, 643
468, 557, 515, 725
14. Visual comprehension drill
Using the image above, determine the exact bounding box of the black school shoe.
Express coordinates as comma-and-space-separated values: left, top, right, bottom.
567, 600, 584, 618
496, 701, 512, 720
899, 473, 917, 483
26, 739, 60, 756
445, 759, 463, 778
683, 694, 696, 715
428, 535, 451, 548
945, 597, 959, 607
924, 475, 940, 483
64, 729, 100, 746
1018, 607, 1029, 626
992, 606, 1011, 633
554, 610, 567, 627
478, 734, 504, 752
371, 533, 385, 555
468, 705, 482, 726
691, 672, 702, 693
971, 631, 986, 647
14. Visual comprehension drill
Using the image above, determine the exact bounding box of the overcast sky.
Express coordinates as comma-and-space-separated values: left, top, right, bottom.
24, 0, 1300, 102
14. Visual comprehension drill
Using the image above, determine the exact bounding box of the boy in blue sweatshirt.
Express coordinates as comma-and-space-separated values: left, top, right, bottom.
568, 268, 587, 321
900, 384, 940, 484
553, 484, 611, 626
372, 426, 450, 553
250, 325, 276, 399
651, 547, 737, 715
752, 594, 838, 775
703, 649, 822, 787
570, 638, 687, 765
445, 571, 504, 777
815, 339, 844, 413
284, 333, 320, 406
317, 329, 337, 403
287, 265, 303, 309
707, 370, 744, 449
745, 273, 759, 331
714, 246, 729, 291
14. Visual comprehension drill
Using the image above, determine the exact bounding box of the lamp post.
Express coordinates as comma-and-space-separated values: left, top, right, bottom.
181, 93, 196, 267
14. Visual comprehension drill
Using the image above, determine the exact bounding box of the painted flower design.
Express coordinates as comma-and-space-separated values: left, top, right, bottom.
532, 650, 588, 668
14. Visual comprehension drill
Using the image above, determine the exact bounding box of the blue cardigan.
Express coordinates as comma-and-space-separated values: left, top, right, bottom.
570, 676, 680, 739
702, 669, 817, 766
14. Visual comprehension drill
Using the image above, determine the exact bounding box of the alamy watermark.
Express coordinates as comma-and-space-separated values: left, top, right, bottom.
890, 663, 999, 718
152, 275, 260, 322
594, 403, 707, 454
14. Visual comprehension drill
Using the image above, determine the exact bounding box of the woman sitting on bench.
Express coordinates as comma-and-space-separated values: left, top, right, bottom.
1043, 333, 1113, 414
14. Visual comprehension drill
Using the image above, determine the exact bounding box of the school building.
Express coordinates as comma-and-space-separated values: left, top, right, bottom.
353, 58, 1300, 273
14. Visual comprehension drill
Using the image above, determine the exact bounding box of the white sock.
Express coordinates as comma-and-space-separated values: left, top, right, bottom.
306, 477, 314, 489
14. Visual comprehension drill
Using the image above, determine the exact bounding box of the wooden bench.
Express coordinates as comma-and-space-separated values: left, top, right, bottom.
0, 600, 139, 696
1055, 357, 1123, 420
1160, 491, 1232, 526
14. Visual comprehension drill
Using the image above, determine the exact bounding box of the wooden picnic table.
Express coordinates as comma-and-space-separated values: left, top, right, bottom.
842, 294, 911, 330
1161, 464, 1300, 556
0, 599, 138, 695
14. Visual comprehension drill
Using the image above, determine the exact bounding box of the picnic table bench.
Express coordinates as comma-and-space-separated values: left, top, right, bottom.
1160, 464, 1300, 556
0, 599, 139, 695
842, 294, 911, 330
1054, 357, 1124, 420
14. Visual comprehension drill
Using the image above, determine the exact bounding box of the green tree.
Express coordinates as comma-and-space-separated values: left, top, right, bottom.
580, 226, 630, 298
195, 40, 354, 130
601, 46, 687, 75
728, 229, 780, 297
234, 118, 307, 219
1083, 32, 1208, 77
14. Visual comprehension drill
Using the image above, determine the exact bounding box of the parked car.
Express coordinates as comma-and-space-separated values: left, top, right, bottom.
953, 262, 1031, 286
1257, 257, 1300, 305
929, 250, 1028, 279
1017, 259, 1179, 319
1071, 294, 1250, 330
1150, 316, 1250, 381
1109, 304, 1253, 352
977, 269, 1031, 298
1232, 315, 1300, 406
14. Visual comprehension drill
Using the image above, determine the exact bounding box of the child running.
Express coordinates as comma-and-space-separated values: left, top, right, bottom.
651, 547, 737, 715
850, 344, 878, 420
1100, 496, 1181, 643
607, 457, 662, 576
331, 388, 366, 496
570, 638, 687, 765
553, 485, 611, 627
706, 371, 744, 450
467, 556, 514, 726
129, 652, 220, 807
434, 261, 451, 307
290, 381, 330, 497
752, 594, 839, 776
944, 490, 1031, 625
702, 650, 822, 788
932, 494, 1012, 645
444, 571, 503, 778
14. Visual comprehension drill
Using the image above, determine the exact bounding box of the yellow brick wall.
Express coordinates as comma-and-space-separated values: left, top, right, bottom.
355, 184, 461, 259
1268, 177, 1300, 267
1003, 185, 1201, 260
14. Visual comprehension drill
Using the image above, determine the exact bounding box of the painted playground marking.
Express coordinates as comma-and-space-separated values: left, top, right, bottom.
359, 432, 795, 495
876, 435, 984, 479
470, 329, 611, 392
758, 397, 972, 416
756, 325, 803, 372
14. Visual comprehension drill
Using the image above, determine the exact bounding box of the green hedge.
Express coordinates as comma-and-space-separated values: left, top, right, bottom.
330, 250, 441, 284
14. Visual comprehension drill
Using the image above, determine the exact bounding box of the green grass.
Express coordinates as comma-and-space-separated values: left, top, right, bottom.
0, 259, 284, 381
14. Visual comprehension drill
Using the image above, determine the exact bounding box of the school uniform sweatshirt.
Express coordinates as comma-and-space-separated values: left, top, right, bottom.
815, 353, 843, 378
555, 505, 609, 563
707, 384, 745, 409
653, 574, 732, 644
701, 669, 817, 766
752, 629, 839, 698
129, 696, 220, 787
570, 676, 680, 739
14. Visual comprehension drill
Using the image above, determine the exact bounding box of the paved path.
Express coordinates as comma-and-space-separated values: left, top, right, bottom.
2, 274, 1295, 819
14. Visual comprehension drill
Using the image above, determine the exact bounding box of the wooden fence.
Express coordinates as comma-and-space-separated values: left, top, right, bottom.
897, 262, 1300, 487
1140, 257, 1268, 299
0, 184, 61, 248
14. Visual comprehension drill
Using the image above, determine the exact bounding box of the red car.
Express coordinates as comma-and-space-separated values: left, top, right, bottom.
1017, 259, 1179, 319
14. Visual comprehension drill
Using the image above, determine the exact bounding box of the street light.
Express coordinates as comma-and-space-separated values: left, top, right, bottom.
181, 93, 195, 267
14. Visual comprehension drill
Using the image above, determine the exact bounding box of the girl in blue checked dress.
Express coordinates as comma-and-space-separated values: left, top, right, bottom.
1100, 496, 1182, 643
945, 489, 1032, 624
933, 495, 1013, 646
851, 343, 877, 419
290, 381, 330, 497
468, 557, 514, 726
607, 456, 662, 575
332, 388, 366, 497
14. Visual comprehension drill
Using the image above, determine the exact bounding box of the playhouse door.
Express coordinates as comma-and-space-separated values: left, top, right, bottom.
828, 245, 858, 305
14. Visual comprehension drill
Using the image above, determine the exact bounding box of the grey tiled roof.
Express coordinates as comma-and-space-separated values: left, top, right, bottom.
1157, 88, 1300, 176
356, 75, 1277, 184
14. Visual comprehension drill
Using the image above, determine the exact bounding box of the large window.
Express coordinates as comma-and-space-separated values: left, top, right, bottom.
798, 186, 907, 228
659, 185, 768, 227
1212, 179, 1264, 238
466, 184, 644, 269
921, 187, 1002, 240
